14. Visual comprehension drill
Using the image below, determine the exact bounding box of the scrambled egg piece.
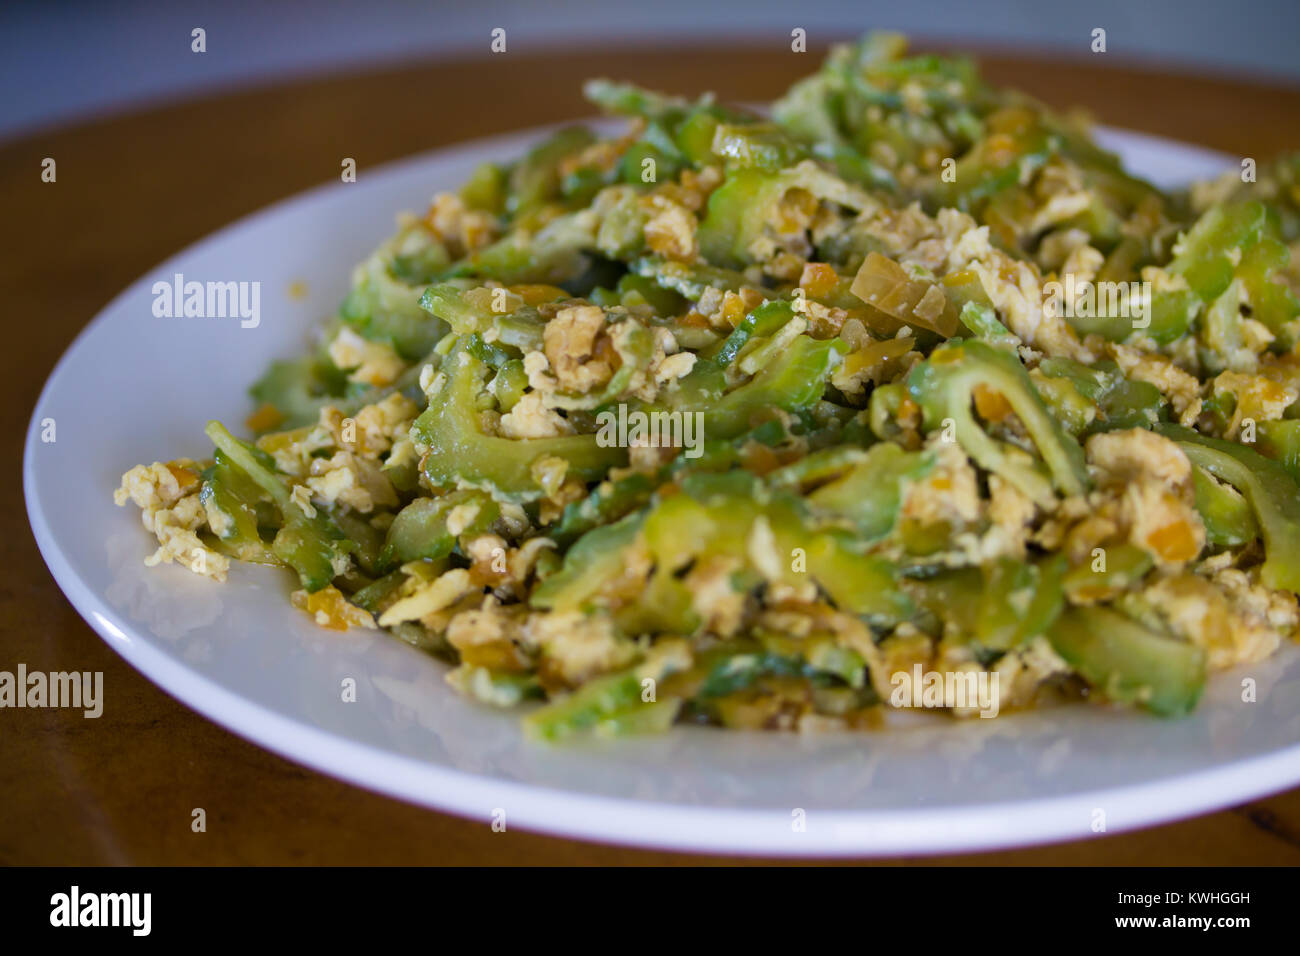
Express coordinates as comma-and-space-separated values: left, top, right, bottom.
685, 556, 749, 637
345, 393, 419, 458
860, 201, 1089, 360
749, 185, 818, 265
1111, 343, 1203, 426
642, 195, 698, 261
327, 327, 406, 388
1144, 574, 1283, 670
986, 635, 1072, 711
522, 611, 635, 686
981, 474, 1038, 560
114, 462, 229, 581
305, 451, 398, 513
499, 391, 574, 438
1086, 429, 1205, 566
973, 257, 1092, 362
379, 567, 477, 627
445, 600, 531, 671
423, 191, 497, 257
260, 421, 335, 477
901, 440, 981, 528
292, 585, 376, 630
542, 304, 613, 394
1212, 370, 1296, 439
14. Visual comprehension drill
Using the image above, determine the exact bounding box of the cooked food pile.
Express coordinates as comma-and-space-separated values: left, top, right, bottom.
116, 33, 1300, 737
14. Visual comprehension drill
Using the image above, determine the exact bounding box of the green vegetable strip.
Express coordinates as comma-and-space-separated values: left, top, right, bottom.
204, 421, 349, 591
907, 340, 1090, 504
1050, 606, 1206, 717
415, 346, 625, 503
1158, 424, 1300, 593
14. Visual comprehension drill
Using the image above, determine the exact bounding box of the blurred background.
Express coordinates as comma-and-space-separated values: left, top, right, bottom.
3, 0, 1298, 143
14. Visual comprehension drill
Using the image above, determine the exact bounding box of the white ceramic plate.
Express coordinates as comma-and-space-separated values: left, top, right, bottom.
25, 123, 1300, 856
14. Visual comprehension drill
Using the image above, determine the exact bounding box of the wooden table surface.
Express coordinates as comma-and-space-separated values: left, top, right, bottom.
5, 42, 1300, 866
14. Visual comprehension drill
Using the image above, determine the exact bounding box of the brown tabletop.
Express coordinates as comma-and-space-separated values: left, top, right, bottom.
5, 43, 1300, 866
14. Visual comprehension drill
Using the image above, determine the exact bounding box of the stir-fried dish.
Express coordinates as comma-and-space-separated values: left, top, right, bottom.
116, 33, 1300, 738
